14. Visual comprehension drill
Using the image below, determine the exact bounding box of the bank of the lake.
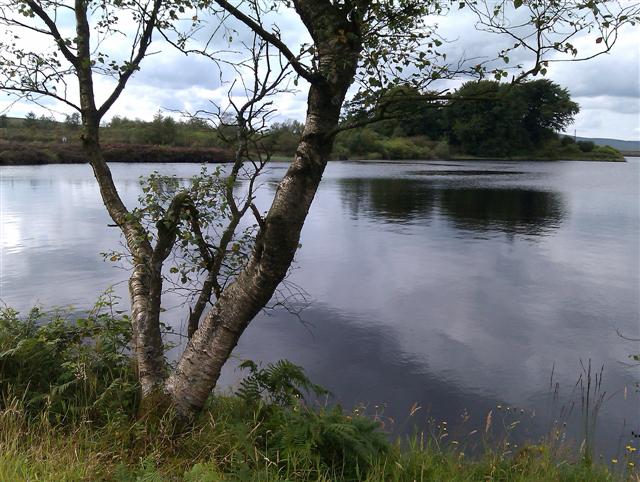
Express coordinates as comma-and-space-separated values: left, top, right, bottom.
1, 303, 633, 481
0, 140, 233, 165
0, 139, 625, 165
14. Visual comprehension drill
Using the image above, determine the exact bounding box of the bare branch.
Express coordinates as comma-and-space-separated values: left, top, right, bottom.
211, 0, 320, 83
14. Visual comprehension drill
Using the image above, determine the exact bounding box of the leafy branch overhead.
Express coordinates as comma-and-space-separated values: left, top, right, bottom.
464, 0, 640, 81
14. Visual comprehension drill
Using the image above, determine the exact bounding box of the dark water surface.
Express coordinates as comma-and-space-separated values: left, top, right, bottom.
1, 159, 639, 456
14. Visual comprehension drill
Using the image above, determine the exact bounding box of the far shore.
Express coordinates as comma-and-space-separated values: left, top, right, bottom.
0, 140, 233, 166
0, 140, 629, 166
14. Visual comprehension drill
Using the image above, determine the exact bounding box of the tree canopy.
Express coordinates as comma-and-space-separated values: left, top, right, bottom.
338, 79, 580, 158
446, 80, 580, 156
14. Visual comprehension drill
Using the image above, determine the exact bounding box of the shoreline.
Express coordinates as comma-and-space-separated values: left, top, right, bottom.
1, 154, 629, 166
339, 155, 627, 163
0, 140, 233, 166
0, 141, 628, 166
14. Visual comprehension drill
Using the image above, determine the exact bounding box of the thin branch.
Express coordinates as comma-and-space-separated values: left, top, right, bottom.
97, 0, 161, 119
212, 0, 320, 83
24, 0, 78, 64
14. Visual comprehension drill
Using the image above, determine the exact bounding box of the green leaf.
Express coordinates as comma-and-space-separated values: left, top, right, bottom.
514, 0, 523, 8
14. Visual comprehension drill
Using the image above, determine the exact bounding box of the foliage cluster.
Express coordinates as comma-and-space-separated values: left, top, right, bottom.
123, 166, 256, 295
0, 292, 137, 423
107, 113, 220, 148
335, 79, 586, 159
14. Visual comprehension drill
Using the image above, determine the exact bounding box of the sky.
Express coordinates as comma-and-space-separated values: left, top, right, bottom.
1, 3, 639, 141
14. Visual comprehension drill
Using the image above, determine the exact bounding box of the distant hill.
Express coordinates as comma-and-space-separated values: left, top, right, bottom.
574, 136, 640, 152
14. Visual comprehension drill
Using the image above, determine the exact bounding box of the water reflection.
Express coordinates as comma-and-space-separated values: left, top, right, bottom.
439, 188, 565, 235
339, 178, 436, 223
219, 304, 505, 439
220, 303, 637, 452
339, 177, 566, 236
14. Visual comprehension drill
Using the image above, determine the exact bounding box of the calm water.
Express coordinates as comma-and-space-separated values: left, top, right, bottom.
1, 159, 639, 456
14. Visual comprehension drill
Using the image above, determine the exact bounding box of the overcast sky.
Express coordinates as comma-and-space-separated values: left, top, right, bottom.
2, 4, 639, 140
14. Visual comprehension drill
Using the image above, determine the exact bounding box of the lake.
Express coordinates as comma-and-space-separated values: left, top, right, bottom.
1, 159, 638, 457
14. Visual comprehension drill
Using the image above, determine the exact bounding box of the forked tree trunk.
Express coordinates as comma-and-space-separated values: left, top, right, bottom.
85, 140, 167, 397
166, 30, 363, 418
71, 0, 363, 420
72, 0, 167, 399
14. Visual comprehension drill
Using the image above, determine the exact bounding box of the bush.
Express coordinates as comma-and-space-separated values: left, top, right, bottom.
335, 128, 383, 157
433, 140, 450, 159
0, 292, 138, 422
577, 140, 595, 152
233, 359, 389, 480
560, 135, 576, 146
380, 138, 418, 159
557, 142, 581, 156
595, 145, 622, 158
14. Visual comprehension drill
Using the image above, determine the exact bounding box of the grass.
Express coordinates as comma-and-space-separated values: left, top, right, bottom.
1, 395, 634, 482
1, 302, 637, 481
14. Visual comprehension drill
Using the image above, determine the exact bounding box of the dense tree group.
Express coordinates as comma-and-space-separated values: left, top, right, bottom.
446, 80, 579, 156
339, 79, 580, 157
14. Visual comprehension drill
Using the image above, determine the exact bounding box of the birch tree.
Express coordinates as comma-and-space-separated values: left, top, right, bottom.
1, 0, 638, 422
165, 0, 640, 420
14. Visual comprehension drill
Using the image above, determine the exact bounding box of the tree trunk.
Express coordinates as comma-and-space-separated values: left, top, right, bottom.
84, 139, 167, 397
166, 53, 360, 418
165, 0, 364, 420
70, 0, 166, 397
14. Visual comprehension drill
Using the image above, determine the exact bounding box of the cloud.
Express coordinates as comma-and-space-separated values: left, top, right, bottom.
549, 28, 640, 100
134, 53, 218, 91
1, 4, 638, 140
567, 104, 640, 140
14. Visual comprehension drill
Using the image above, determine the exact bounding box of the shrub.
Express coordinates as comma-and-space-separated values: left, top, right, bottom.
335, 128, 383, 157
594, 145, 622, 159
365, 151, 384, 160
236, 359, 328, 408
380, 137, 416, 159
433, 140, 450, 159
577, 140, 595, 152
380, 137, 433, 159
234, 359, 389, 480
0, 292, 138, 422
560, 135, 576, 146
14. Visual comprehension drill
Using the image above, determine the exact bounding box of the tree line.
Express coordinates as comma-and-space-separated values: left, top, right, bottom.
334, 79, 607, 159
5, 79, 608, 161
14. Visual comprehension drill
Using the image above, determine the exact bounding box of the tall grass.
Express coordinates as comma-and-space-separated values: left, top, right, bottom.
1, 301, 637, 481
